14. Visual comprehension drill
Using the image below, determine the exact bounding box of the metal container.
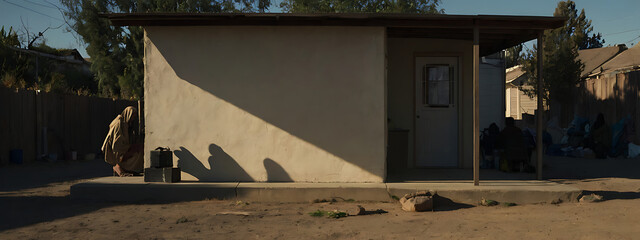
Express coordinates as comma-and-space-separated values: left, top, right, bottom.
150, 147, 173, 168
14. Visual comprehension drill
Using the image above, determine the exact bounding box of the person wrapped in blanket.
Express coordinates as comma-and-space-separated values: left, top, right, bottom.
102, 106, 144, 176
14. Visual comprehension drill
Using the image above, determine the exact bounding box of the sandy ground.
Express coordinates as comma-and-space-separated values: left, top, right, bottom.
1, 157, 639, 240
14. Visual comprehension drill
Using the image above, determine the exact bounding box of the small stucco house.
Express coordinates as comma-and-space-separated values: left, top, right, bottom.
104, 13, 563, 183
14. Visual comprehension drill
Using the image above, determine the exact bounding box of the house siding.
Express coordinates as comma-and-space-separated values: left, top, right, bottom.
144, 26, 386, 182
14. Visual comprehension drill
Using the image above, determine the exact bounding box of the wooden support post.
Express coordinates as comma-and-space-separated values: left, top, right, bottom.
537, 31, 544, 180
473, 21, 480, 186
138, 100, 143, 135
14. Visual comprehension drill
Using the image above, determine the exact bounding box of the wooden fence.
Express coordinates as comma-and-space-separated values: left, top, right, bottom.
0, 87, 140, 164
552, 71, 640, 143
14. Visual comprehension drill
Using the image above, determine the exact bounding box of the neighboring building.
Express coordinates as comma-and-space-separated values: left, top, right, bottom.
105, 13, 564, 182
504, 65, 537, 120
577, 44, 627, 78
507, 45, 627, 123
597, 43, 639, 75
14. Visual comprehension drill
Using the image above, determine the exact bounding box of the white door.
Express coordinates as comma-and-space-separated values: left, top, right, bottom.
415, 57, 459, 167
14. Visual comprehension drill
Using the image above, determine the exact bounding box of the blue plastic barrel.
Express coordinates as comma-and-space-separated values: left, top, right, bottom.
10, 149, 23, 164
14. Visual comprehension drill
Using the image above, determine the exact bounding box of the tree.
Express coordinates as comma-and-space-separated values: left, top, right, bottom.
0, 26, 29, 89
553, 0, 604, 50
0, 26, 20, 47
60, 0, 270, 99
280, 0, 443, 13
520, 0, 604, 104
505, 44, 522, 68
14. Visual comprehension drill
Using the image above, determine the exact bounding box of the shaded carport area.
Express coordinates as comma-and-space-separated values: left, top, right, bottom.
379, 14, 565, 184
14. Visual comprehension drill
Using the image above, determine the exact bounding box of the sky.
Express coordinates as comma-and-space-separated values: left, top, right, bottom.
1, 0, 639, 58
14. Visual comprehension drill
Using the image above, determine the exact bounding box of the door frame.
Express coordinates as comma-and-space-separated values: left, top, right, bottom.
412, 52, 465, 168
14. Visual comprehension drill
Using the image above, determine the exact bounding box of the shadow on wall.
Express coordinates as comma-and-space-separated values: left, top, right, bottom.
264, 158, 293, 182
147, 27, 384, 180
175, 144, 254, 182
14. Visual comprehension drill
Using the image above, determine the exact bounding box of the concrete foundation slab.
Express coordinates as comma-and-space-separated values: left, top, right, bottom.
71, 177, 582, 205
236, 183, 390, 202
387, 180, 582, 205
71, 177, 237, 202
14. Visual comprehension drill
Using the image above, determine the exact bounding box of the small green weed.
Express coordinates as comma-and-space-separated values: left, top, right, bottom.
309, 210, 325, 217
308, 210, 348, 219
480, 198, 499, 206
327, 211, 347, 218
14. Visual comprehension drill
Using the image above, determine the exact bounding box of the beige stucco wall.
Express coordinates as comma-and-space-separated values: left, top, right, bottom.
143, 26, 386, 182
387, 38, 474, 169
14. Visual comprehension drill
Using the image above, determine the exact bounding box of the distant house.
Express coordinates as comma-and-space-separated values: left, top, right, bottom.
103, 13, 563, 183
11, 47, 92, 76
577, 44, 627, 78
504, 65, 538, 120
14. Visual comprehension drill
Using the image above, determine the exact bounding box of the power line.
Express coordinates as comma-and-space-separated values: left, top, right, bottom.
24, 0, 57, 9
626, 35, 640, 45
2, 0, 63, 21
38, 0, 84, 44
42, 0, 61, 9
603, 28, 640, 36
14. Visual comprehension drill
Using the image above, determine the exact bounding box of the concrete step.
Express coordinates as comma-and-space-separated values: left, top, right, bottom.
70, 177, 582, 205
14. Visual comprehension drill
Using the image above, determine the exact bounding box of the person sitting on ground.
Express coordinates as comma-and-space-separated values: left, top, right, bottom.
497, 117, 529, 172
588, 113, 611, 158
102, 106, 143, 176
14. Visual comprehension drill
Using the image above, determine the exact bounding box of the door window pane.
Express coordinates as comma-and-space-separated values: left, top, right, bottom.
423, 65, 453, 106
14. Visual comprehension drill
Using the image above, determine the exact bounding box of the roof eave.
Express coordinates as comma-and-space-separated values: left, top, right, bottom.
100, 13, 566, 30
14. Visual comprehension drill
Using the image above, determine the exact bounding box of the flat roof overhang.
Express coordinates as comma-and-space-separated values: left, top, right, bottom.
101, 13, 566, 56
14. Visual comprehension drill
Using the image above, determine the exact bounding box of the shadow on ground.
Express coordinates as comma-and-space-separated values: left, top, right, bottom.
388, 155, 640, 182
0, 160, 112, 192
0, 195, 113, 231
543, 156, 640, 180
581, 190, 640, 201
433, 195, 475, 211
0, 159, 118, 231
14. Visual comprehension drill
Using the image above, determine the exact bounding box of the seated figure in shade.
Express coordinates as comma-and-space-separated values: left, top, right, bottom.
497, 117, 530, 172
587, 113, 611, 158
102, 106, 144, 176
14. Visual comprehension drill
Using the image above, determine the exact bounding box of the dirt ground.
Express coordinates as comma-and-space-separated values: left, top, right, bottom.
1, 157, 640, 240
